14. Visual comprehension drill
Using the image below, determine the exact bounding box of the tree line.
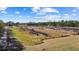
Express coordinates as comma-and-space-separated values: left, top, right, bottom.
26, 20, 79, 27
0, 20, 79, 32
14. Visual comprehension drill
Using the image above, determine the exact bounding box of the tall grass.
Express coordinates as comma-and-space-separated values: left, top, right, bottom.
12, 26, 46, 46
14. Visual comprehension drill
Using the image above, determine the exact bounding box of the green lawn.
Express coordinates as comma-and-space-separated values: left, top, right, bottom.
12, 26, 46, 46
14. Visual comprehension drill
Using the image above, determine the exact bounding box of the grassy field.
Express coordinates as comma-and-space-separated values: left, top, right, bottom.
12, 26, 79, 51
12, 26, 46, 46
26, 35, 79, 51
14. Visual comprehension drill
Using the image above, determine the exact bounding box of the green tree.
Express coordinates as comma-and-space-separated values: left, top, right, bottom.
0, 20, 4, 36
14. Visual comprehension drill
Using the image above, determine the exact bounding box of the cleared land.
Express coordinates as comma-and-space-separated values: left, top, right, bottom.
12, 26, 79, 51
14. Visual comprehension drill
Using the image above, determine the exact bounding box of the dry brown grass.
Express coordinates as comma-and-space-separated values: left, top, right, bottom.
12, 26, 79, 51
27, 26, 77, 38
25, 35, 79, 51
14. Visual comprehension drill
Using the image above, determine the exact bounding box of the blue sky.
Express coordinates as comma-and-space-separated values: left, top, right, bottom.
0, 7, 79, 23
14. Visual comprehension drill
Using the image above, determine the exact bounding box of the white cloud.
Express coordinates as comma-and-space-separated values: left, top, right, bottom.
71, 13, 77, 16
62, 14, 71, 20
0, 7, 7, 11
1, 10, 7, 14
36, 12, 46, 15
27, 16, 30, 18
63, 13, 77, 20
64, 14, 69, 16
32, 7, 41, 12
72, 9, 77, 12
15, 11, 20, 14
32, 7, 59, 15
19, 15, 22, 17
33, 14, 61, 22
0, 7, 8, 14
42, 8, 59, 13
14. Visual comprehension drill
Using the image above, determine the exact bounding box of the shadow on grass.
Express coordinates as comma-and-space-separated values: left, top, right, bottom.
0, 38, 25, 51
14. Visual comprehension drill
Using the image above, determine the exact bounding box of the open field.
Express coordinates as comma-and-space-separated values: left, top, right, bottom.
12, 26, 46, 46
26, 35, 79, 51
27, 26, 77, 38
1, 7, 79, 51
11, 26, 79, 51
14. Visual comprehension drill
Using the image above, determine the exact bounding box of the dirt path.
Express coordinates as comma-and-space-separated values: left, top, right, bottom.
24, 35, 79, 51
0, 26, 24, 51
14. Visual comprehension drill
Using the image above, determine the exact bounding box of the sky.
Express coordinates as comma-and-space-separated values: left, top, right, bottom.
0, 7, 79, 23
